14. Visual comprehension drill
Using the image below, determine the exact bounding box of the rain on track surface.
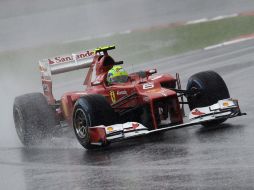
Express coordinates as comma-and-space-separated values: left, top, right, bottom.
1, 39, 254, 189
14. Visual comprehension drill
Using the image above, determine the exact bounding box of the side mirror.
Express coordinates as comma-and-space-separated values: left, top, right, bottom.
115, 61, 124, 65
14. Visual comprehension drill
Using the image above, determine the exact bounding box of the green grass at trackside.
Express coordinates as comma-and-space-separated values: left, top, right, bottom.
112, 15, 254, 63
1, 15, 254, 79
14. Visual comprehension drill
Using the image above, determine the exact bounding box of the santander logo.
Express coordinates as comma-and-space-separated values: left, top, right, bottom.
48, 51, 94, 65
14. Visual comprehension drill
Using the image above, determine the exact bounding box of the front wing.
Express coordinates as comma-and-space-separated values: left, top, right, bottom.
89, 98, 246, 146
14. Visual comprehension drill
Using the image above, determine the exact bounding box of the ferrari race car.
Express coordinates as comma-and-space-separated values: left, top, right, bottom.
13, 46, 246, 149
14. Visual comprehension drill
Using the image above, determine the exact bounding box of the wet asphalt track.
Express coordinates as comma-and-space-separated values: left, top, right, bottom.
1, 39, 254, 190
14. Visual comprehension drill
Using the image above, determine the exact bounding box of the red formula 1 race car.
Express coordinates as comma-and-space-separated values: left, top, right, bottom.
13, 46, 246, 149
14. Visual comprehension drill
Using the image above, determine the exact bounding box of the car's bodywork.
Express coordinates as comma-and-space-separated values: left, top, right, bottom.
37, 46, 245, 147
39, 46, 181, 127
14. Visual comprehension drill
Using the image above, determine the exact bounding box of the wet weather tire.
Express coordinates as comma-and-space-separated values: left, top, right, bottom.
13, 93, 58, 146
73, 94, 118, 150
186, 71, 230, 127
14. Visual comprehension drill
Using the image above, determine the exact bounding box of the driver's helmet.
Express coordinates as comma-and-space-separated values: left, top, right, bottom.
107, 65, 128, 84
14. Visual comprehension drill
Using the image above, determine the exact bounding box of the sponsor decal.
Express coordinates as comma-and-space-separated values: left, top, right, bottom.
146, 88, 167, 96
143, 82, 154, 90
109, 90, 116, 103
107, 127, 114, 132
48, 59, 55, 65
125, 123, 140, 131
48, 51, 94, 65
132, 123, 139, 130
146, 88, 161, 93
117, 90, 127, 96
191, 109, 205, 116
223, 102, 229, 107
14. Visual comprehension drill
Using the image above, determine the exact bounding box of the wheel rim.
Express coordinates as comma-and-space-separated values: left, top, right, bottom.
74, 108, 89, 139
14, 107, 24, 141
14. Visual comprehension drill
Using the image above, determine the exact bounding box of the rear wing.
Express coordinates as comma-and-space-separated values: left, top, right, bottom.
38, 46, 115, 104
39, 50, 95, 77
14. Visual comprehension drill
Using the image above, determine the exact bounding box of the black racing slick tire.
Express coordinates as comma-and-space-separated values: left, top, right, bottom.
13, 93, 58, 146
186, 71, 230, 127
73, 94, 118, 150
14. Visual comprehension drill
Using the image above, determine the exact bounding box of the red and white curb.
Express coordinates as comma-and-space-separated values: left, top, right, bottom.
204, 34, 254, 50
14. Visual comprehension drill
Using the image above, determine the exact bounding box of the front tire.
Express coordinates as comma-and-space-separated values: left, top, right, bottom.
73, 94, 118, 150
186, 71, 230, 127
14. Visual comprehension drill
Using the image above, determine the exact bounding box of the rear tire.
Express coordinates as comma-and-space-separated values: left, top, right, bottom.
73, 94, 118, 150
13, 93, 58, 146
186, 71, 230, 127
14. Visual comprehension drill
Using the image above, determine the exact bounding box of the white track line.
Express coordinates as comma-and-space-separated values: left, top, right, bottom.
204, 35, 254, 50
186, 13, 238, 25
186, 18, 208, 25
210, 13, 238, 21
